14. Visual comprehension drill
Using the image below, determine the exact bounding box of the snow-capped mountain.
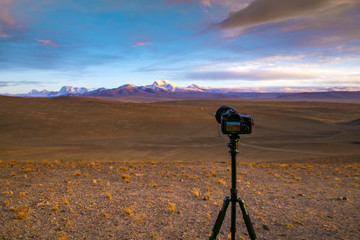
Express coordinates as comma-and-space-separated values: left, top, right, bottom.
59, 86, 89, 95
28, 86, 90, 97
146, 80, 178, 92
25, 80, 287, 99
27, 80, 209, 97
28, 89, 58, 96
186, 84, 206, 92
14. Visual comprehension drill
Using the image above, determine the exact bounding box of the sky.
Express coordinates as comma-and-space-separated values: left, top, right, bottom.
0, 0, 360, 94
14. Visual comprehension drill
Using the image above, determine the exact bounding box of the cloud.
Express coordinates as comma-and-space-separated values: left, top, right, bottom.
248, 1, 360, 47
279, 86, 360, 92
0, 82, 9, 87
188, 69, 316, 81
0, 80, 42, 88
166, 0, 249, 9
218, 0, 331, 29
133, 41, 152, 47
0, 0, 16, 37
33, 39, 59, 47
209, 0, 360, 51
0, 0, 15, 25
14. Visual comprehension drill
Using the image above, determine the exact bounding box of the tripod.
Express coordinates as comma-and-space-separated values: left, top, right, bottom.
209, 134, 257, 240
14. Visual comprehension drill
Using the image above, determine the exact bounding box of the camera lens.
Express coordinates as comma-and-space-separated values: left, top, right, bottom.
215, 105, 235, 123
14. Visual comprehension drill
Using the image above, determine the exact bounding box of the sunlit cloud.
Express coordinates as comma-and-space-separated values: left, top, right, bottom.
133, 41, 152, 47
186, 53, 360, 90
33, 39, 59, 47
280, 86, 360, 93
188, 69, 316, 81
258, 54, 307, 63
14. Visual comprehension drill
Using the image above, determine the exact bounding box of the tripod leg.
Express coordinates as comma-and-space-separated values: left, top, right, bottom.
209, 196, 231, 240
237, 198, 257, 240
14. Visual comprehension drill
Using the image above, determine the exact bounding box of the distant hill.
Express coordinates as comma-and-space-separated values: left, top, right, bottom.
277, 91, 360, 101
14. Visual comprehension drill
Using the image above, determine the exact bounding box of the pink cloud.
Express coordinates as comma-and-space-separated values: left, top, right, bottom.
34, 39, 59, 47
0, 0, 16, 37
0, 0, 15, 25
133, 41, 152, 46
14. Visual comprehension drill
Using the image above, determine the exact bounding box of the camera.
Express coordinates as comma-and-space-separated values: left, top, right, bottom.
215, 105, 253, 135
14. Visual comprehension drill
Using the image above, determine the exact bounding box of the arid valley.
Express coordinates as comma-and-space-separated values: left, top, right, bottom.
0, 96, 359, 239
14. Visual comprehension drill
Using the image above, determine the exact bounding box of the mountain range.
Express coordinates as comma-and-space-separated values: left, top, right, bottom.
23, 80, 360, 101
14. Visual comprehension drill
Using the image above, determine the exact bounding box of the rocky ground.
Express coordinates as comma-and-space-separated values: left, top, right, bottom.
1, 155, 359, 240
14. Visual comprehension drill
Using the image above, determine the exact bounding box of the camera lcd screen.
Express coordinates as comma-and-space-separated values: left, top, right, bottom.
226, 121, 241, 132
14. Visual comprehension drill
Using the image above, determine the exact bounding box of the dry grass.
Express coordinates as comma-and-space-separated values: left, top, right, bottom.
0, 157, 359, 239
168, 203, 176, 214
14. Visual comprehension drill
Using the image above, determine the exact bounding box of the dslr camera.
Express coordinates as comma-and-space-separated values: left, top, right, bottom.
215, 105, 253, 135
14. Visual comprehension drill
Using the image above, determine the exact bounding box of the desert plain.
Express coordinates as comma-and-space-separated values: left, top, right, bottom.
0, 95, 359, 239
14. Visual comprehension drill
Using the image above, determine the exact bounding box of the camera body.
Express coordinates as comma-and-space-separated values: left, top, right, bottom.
215, 105, 253, 135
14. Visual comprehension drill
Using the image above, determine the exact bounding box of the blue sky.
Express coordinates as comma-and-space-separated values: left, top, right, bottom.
1, 0, 359, 94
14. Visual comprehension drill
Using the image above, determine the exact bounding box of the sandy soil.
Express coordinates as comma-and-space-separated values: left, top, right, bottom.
0, 96, 359, 239
1, 157, 359, 239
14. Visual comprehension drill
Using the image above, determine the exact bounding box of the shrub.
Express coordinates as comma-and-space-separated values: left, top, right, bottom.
65, 221, 71, 227
168, 203, 176, 214
193, 188, 200, 198
122, 174, 130, 182
17, 211, 27, 220
18, 192, 26, 198
218, 179, 225, 185
16, 206, 29, 220
105, 193, 112, 199
53, 204, 59, 212
124, 206, 133, 216
119, 166, 128, 171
